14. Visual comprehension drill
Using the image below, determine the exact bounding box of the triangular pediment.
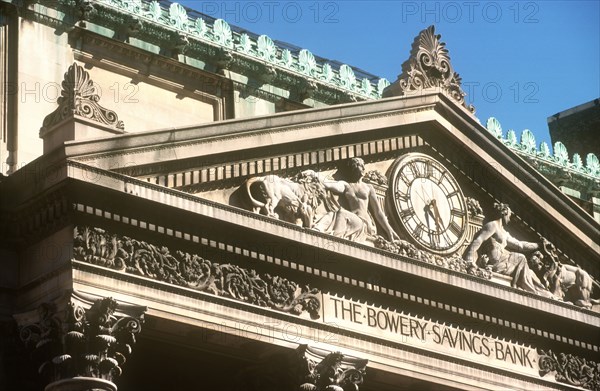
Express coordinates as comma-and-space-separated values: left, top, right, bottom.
21, 87, 588, 320
62, 89, 597, 255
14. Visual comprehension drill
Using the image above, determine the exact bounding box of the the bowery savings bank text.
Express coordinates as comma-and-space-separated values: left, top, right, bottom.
322, 295, 538, 376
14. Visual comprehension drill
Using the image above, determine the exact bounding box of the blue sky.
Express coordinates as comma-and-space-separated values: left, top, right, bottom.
180, 1, 600, 149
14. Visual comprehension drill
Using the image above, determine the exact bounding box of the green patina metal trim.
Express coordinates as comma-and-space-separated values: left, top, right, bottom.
19, 0, 389, 103
485, 117, 600, 182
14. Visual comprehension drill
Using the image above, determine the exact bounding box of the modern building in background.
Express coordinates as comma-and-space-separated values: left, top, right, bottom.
1, 1, 599, 390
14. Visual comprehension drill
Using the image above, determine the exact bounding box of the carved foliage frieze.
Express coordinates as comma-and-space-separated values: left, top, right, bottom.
538, 350, 600, 391
41, 63, 124, 132
73, 227, 321, 319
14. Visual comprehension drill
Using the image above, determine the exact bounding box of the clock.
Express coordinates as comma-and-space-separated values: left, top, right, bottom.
387, 153, 469, 255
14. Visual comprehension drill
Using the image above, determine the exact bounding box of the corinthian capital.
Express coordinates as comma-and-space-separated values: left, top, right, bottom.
14, 291, 147, 391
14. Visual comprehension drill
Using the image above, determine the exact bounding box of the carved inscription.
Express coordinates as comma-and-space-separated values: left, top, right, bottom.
323, 294, 538, 376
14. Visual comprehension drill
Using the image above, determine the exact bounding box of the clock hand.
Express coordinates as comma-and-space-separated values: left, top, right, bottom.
420, 180, 432, 202
430, 199, 444, 232
413, 187, 428, 206
423, 204, 437, 247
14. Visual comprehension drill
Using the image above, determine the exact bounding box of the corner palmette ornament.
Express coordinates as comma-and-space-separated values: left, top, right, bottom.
15, 292, 146, 391
383, 25, 475, 113
41, 62, 124, 132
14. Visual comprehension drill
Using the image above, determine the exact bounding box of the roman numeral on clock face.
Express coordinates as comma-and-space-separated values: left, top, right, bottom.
395, 191, 408, 202
400, 206, 415, 220
451, 208, 466, 217
448, 220, 462, 237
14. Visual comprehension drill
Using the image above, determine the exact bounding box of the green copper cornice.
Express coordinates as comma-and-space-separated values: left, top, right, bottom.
15, 0, 389, 104
486, 117, 600, 191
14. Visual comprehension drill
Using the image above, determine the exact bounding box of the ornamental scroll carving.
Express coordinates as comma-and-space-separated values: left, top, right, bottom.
297, 344, 367, 391
41, 63, 124, 131
73, 226, 321, 319
383, 25, 475, 113
538, 350, 600, 391
16, 293, 145, 389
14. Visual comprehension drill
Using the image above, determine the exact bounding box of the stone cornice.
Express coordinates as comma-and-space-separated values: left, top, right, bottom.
19, 0, 385, 105
63, 92, 442, 163
485, 117, 600, 186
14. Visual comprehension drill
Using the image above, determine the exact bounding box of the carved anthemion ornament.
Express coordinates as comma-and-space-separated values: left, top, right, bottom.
15, 292, 146, 391
297, 345, 367, 391
383, 25, 474, 113
41, 63, 125, 131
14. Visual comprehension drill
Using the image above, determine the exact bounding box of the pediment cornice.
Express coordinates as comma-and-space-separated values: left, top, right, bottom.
52, 91, 598, 255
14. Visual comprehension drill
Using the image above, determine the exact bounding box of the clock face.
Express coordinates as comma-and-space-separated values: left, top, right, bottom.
387, 153, 469, 254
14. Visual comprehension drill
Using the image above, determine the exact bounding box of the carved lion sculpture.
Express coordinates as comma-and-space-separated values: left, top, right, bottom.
239, 172, 336, 228
539, 239, 600, 309
542, 262, 600, 309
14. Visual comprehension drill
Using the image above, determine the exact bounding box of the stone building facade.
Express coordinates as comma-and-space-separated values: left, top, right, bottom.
1, 1, 599, 390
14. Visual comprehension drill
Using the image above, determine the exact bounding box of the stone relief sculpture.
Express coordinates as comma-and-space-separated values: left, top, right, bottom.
234, 158, 399, 243
463, 203, 555, 298
538, 239, 600, 309
305, 157, 400, 243
232, 163, 598, 308
236, 171, 336, 228
538, 349, 600, 391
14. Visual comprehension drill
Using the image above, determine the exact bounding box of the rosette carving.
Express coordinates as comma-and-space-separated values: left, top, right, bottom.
41, 63, 124, 132
384, 26, 474, 113
73, 226, 322, 319
15, 294, 146, 390
538, 350, 600, 391
297, 345, 367, 391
